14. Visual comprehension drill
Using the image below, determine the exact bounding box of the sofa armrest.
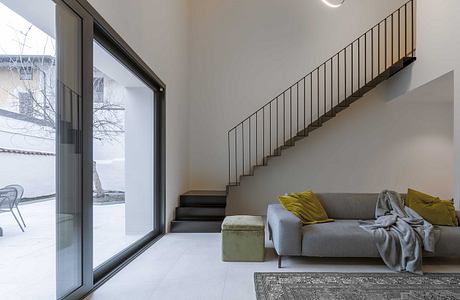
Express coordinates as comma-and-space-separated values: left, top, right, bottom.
267, 204, 302, 256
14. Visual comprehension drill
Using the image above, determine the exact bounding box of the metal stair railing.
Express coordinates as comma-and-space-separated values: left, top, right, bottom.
228, 0, 416, 186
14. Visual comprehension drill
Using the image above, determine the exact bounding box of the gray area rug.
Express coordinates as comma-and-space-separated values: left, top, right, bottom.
254, 272, 460, 300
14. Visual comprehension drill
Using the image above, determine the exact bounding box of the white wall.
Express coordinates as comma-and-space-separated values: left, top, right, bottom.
0, 117, 55, 197
188, 0, 408, 190
187, 0, 460, 208
87, 0, 460, 219
227, 72, 454, 215
125, 87, 154, 234
384, 0, 460, 206
87, 0, 191, 230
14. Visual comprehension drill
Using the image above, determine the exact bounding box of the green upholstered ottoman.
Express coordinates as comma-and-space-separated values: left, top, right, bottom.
221, 215, 265, 262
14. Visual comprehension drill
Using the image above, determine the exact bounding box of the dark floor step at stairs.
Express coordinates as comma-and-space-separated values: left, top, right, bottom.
170, 220, 223, 233
175, 207, 225, 221
170, 191, 227, 233
179, 190, 227, 207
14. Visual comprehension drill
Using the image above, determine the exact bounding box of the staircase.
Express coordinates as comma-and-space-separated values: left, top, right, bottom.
227, 0, 416, 187
171, 1, 416, 233
170, 191, 227, 232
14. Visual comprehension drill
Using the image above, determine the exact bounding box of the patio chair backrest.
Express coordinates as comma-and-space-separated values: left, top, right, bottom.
6, 184, 24, 206
0, 187, 18, 210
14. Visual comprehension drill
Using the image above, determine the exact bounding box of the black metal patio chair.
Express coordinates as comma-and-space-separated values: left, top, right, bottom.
6, 184, 26, 228
0, 186, 24, 232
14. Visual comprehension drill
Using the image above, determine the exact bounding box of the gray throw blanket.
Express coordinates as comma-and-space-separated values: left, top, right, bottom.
359, 190, 435, 274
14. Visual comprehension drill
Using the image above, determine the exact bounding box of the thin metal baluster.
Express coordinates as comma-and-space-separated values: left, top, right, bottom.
234, 129, 237, 183
317, 68, 319, 124
276, 97, 279, 151
262, 107, 265, 161
378, 23, 380, 74
296, 83, 299, 134
371, 28, 374, 79
365, 32, 367, 84
242, 122, 244, 175
255, 112, 258, 165
228, 131, 230, 183
385, 18, 387, 69
330, 58, 333, 110
303, 77, 306, 135
398, 9, 401, 60
337, 53, 340, 105
344, 47, 347, 99
392, 14, 394, 65
358, 37, 360, 88
290, 87, 292, 142
351, 44, 354, 95
405, 4, 407, 57
283, 93, 285, 145
310, 74, 313, 126
249, 117, 251, 172
411, 0, 414, 56
323, 64, 326, 116
269, 102, 272, 156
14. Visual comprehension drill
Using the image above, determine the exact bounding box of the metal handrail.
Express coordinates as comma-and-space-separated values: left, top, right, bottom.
228, 0, 415, 185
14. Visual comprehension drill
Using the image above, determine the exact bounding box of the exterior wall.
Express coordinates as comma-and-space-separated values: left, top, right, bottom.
0, 113, 125, 198
0, 68, 43, 111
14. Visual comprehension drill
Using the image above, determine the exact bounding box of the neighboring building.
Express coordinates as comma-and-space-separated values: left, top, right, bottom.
0, 54, 55, 125
0, 55, 125, 198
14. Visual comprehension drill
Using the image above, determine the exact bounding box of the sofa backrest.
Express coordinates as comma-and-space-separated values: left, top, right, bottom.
315, 193, 406, 220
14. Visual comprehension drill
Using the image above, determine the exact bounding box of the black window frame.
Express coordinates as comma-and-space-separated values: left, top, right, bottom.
55, 0, 166, 299
88, 0, 166, 287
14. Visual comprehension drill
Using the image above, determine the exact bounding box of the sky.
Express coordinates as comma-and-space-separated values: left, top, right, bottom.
0, 2, 55, 56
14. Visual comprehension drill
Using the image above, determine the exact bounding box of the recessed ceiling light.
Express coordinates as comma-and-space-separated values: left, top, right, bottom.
321, 0, 345, 8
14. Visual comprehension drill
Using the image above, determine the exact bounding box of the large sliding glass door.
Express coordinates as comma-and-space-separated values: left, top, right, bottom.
0, 1, 58, 298
0, 0, 93, 298
92, 41, 157, 269
55, 1, 90, 298
0, 0, 164, 299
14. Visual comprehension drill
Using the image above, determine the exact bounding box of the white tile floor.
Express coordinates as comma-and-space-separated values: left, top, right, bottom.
86, 232, 460, 300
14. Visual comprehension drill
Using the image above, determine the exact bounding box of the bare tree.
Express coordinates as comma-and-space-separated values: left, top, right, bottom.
2, 24, 124, 198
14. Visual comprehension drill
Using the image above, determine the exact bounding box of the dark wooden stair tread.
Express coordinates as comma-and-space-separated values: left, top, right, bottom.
182, 190, 227, 197
172, 191, 228, 232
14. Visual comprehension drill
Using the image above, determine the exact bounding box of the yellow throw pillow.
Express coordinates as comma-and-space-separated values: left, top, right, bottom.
279, 190, 334, 225
406, 188, 458, 226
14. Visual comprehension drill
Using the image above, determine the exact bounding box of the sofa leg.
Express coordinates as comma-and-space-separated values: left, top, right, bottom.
278, 255, 282, 268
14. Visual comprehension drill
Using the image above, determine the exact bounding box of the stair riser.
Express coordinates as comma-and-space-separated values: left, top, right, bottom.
180, 195, 226, 207
176, 207, 225, 220
170, 221, 222, 233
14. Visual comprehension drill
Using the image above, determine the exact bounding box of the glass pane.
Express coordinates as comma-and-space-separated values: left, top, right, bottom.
0, 0, 57, 299
56, 2, 83, 298
93, 41, 155, 268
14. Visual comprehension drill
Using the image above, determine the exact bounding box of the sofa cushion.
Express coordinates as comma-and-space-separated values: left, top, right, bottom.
279, 191, 334, 225
316, 193, 378, 220
435, 225, 460, 257
302, 220, 380, 257
406, 189, 458, 226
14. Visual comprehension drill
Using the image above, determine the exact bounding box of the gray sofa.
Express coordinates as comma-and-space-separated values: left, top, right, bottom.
267, 193, 460, 268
